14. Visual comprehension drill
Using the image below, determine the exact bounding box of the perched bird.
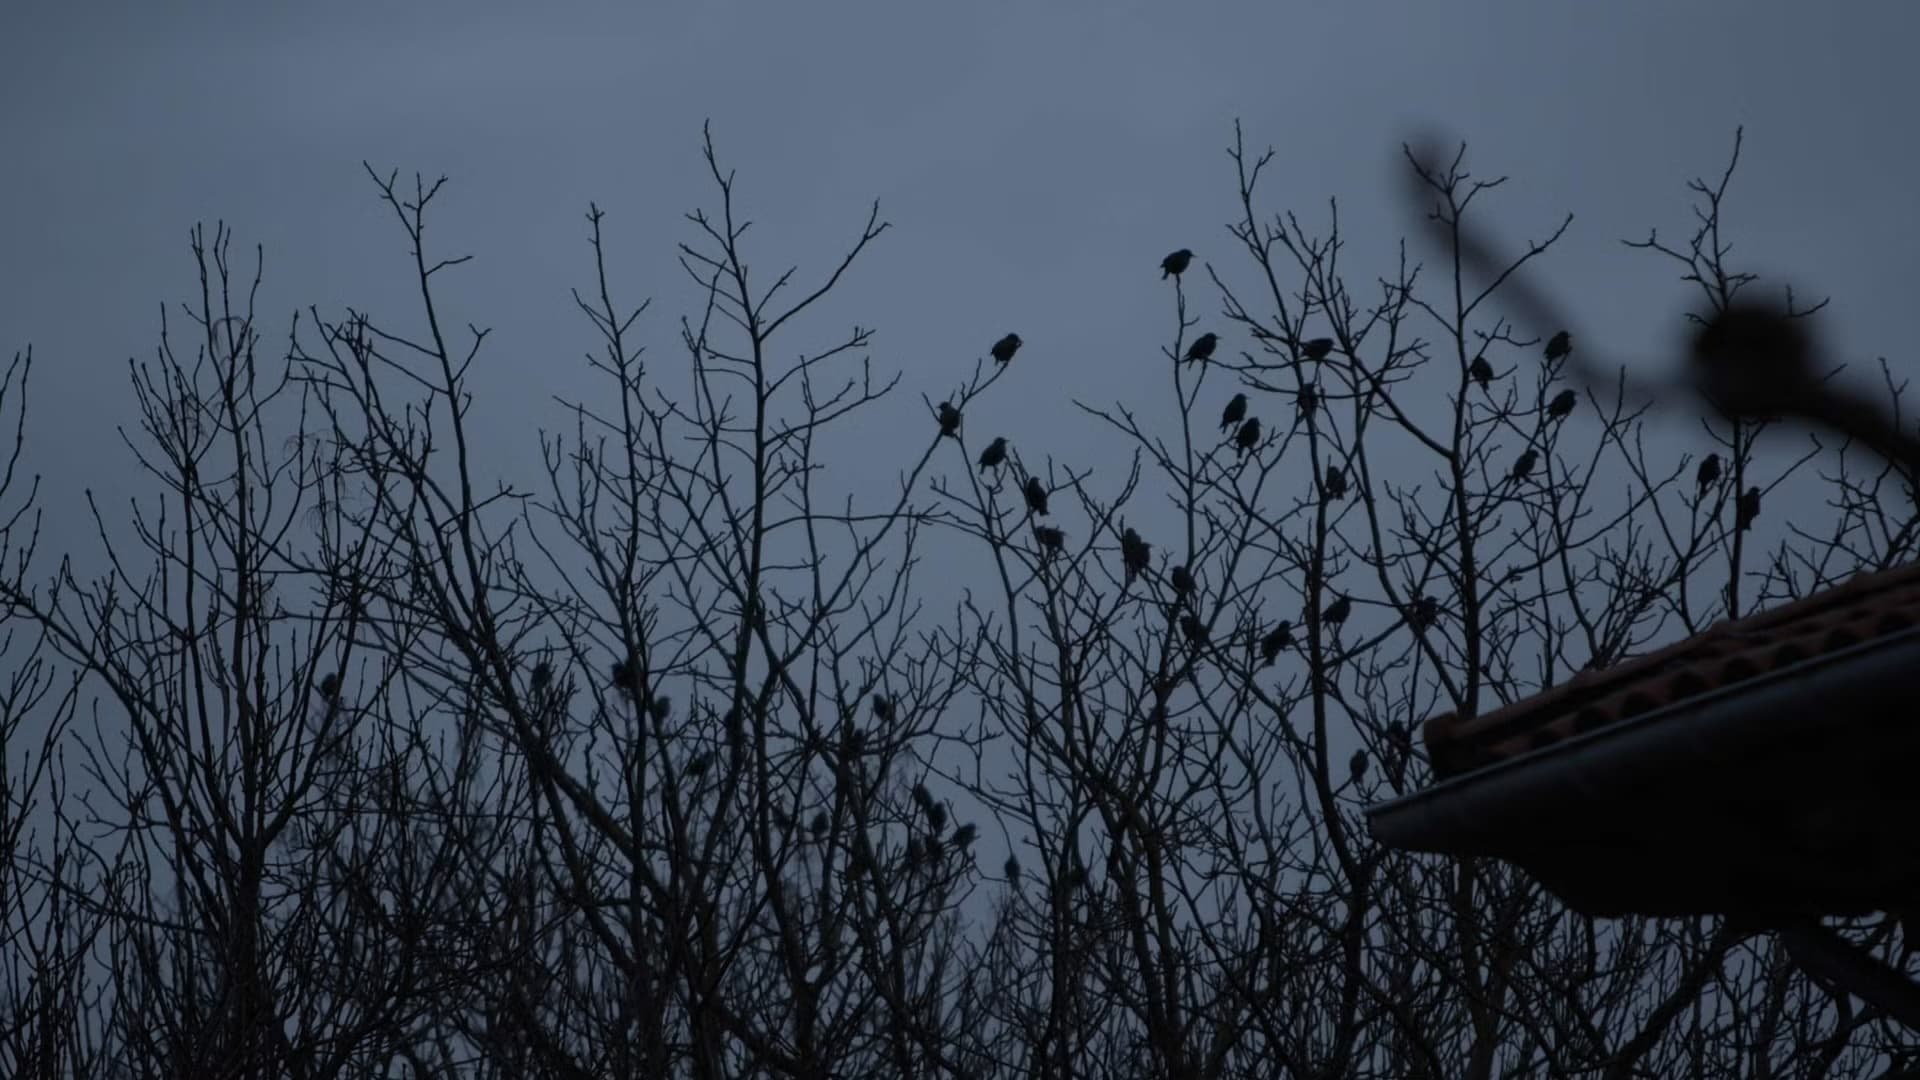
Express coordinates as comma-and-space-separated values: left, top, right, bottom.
1160, 248, 1193, 279
1004, 856, 1021, 883
938, 401, 962, 437
649, 695, 672, 722
1544, 330, 1572, 360
925, 800, 948, 833
610, 658, 640, 698
685, 751, 714, 778
977, 436, 1008, 472
1260, 621, 1293, 665
1322, 594, 1352, 627
1469, 354, 1493, 389
1296, 383, 1320, 416
912, 782, 937, 817
1736, 486, 1762, 531
1183, 333, 1219, 365
1303, 337, 1334, 362
991, 333, 1023, 365
811, 812, 829, 839
1170, 565, 1196, 597
1179, 612, 1209, 647
1510, 448, 1538, 484
1323, 463, 1347, 501
872, 694, 895, 723
1034, 525, 1065, 553
953, 823, 978, 848
529, 661, 552, 694
1121, 527, 1152, 585
1350, 748, 1369, 783
1696, 453, 1722, 495
1234, 416, 1262, 457
1024, 476, 1050, 516
316, 671, 341, 702
1220, 392, 1248, 433
1410, 594, 1440, 631
1548, 389, 1578, 420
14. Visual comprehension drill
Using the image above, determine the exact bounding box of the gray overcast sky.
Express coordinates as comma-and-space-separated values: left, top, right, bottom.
2, 0, 1917, 604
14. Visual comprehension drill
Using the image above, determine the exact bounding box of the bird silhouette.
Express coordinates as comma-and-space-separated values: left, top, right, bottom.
610, 658, 641, 698
529, 661, 552, 694
938, 401, 961, 437
1510, 448, 1538, 484
1297, 384, 1320, 416
316, 671, 341, 702
1322, 594, 1352, 627
686, 751, 714, 778
1323, 463, 1347, 501
1548, 389, 1578, 419
953, 823, 978, 848
1469, 354, 1493, 389
1303, 338, 1334, 361
1350, 748, 1369, 783
1034, 525, 1065, 553
1121, 527, 1152, 585
977, 436, 1007, 472
991, 333, 1023, 365
811, 812, 829, 839
1736, 486, 1762, 531
1220, 392, 1248, 432
1024, 476, 1050, 516
1696, 453, 1722, 495
1409, 594, 1440, 631
1544, 331, 1572, 360
649, 695, 672, 722
1184, 333, 1218, 364
1179, 612, 1209, 647
872, 694, 895, 723
1170, 565, 1196, 597
1260, 621, 1293, 665
1234, 417, 1262, 457
1160, 248, 1193, 279
1004, 855, 1020, 882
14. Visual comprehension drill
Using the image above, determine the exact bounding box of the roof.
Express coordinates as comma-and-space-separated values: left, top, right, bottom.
1422, 558, 1920, 779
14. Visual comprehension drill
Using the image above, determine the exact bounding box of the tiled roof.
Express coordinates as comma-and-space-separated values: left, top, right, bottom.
1423, 558, 1920, 779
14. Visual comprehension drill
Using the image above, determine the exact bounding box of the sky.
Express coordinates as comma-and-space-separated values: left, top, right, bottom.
1, 1, 1917, 730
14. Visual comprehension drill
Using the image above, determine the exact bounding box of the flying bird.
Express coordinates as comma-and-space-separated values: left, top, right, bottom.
1696, 453, 1721, 495
1234, 416, 1262, 457
1469, 354, 1493, 389
937, 401, 961, 437
1736, 486, 1762, 531
1034, 525, 1066, 553
1183, 333, 1218, 365
1510, 448, 1538, 484
1323, 463, 1347, 501
1160, 248, 1193, 279
1303, 337, 1334, 361
1220, 392, 1248, 433
1322, 594, 1352, 627
1169, 565, 1195, 597
1548, 389, 1578, 419
1544, 331, 1572, 360
1121, 527, 1152, 585
977, 436, 1007, 472
1024, 476, 1050, 516
991, 333, 1023, 365
1179, 612, 1209, 647
1260, 621, 1293, 665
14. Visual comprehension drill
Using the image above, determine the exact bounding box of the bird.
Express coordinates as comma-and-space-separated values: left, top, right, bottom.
991, 333, 1023, 365
685, 751, 714, 778
1160, 248, 1193, 279
1469, 354, 1493, 389
1004, 856, 1021, 883
1303, 337, 1334, 361
529, 661, 552, 694
938, 401, 961, 437
1736, 486, 1762, 531
925, 800, 948, 833
1548, 389, 1578, 419
953, 823, 977, 848
1544, 330, 1572, 360
1323, 463, 1347, 501
610, 658, 640, 698
977, 437, 1007, 472
1510, 448, 1538, 484
1696, 453, 1722, 495
1179, 612, 1209, 647
1034, 525, 1065, 553
912, 782, 937, 817
1234, 416, 1262, 457
1183, 333, 1219, 365
1322, 594, 1352, 627
649, 695, 672, 722
811, 812, 829, 839
1024, 476, 1050, 516
1260, 621, 1293, 665
1296, 384, 1320, 416
1409, 594, 1440, 631
1169, 565, 1195, 597
872, 694, 895, 723
1220, 392, 1248, 433
1121, 527, 1152, 585
1349, 748, 1369, 783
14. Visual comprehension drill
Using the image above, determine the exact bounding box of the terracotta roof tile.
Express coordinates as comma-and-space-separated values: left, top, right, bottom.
1424, 558, 1920, 779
